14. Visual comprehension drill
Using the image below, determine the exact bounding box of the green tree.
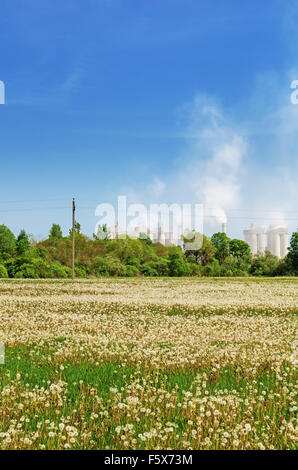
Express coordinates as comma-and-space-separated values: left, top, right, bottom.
0, 224, 16, 261
138, 233, 152, 245
287, 230, 298, 274
211, 232, 231, 263
250, 251, 280, 276
14, 263, 38, 279
168, 252, 187, 276
16, 229, 30, 255
152, 258, 170, 276
0, 264, 8, 278
198, 236, 216, 266
183, 232, 214, 265
220, 256, 249, 277
49, 224, 63, 239
229, 239, 251, 258
203, 258, 221, 276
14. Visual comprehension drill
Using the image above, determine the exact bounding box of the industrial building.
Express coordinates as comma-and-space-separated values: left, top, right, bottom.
107, 224, 176, 246
243, 224, 288, 258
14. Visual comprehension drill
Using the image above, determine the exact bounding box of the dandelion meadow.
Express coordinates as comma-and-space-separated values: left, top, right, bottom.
0, 278, 297, 450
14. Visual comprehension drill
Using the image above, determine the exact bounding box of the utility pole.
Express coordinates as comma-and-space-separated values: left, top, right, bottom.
72, 198, 75, 280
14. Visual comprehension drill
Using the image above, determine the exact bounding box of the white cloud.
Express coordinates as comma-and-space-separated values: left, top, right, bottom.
120, 85, 297, 239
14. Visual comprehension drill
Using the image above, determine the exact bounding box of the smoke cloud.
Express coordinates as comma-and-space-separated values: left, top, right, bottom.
181, 95, 247, 226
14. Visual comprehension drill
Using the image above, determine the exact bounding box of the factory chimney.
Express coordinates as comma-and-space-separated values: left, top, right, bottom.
222, 222, 226, 234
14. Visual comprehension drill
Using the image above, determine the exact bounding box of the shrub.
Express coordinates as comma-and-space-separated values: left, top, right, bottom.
140, 263, 158, 276
0, 264, 8, 278
203, 258, 221, 276
152, 258, 170, 276
250, 252, 280, 276
125, 265, 140, 277
125, 254, 141, 269
187, 262, 203, 276
14, 263, 38, 278
94, 256, 126, 277
75, 266, 87, 278
49, 262, 69, 278
31, 258, 52, 278
168, 253, 188, 277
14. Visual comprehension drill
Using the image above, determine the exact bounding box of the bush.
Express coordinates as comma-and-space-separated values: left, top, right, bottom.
75, 266, 87, 278
31, 258, 52, 278
140, 263, 158, 276
220, 256, 248, 277
250, 252, 280, 276
168, 253, 188, 277
152, 258, 170, 276
203, 258, 221, 276
125, 265, 140, 277
125, 254, 141, 269
94, 256, 110, 276
49, 262, 69, 278
0, 264, 8, 278
94, 256, 126, 277
14, 263, 38, 278
187, 262, 203, 276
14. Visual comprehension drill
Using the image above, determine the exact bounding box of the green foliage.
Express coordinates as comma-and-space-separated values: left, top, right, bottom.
203, 258, 221, 276
184, 232, 215, 266
138, 233, 152, 245
94, 255, 126, 277
14, 263, 38, 278
75, 266, 87, 278
220, 256, 249, 277
140, 262, 158, 276
125, 254, 141, 269
16, 229, 30, 256
186, 260, 203, 276
229, 239, 251, 259
211, 232, 230, 263
152, 258, 170, 276
49, 224, 63, 239
196, 235, 216, 266
0, 225, 16, 261
125, 265, 140, 277
0, 222, 295, 278
287, 230, 298, 274
168, 253, 188, 276
0, 264, 8, 278
250, 251, 280, 276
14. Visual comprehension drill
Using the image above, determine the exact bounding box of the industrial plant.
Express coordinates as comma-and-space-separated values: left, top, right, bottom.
107, 221, 289, 259
243, 224, 289, 259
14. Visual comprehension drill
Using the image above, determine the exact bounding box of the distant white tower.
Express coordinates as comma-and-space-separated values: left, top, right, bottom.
244, 224, 288, 258
243, 224, 266, 255
267, 225, 288, 258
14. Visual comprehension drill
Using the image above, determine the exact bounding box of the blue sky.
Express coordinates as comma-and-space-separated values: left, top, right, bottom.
0, 0, 297, 240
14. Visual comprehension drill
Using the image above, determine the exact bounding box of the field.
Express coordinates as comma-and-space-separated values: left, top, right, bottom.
0, 277, 297, 450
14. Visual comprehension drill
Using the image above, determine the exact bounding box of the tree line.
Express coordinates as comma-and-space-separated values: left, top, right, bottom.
0, 223, 297, 278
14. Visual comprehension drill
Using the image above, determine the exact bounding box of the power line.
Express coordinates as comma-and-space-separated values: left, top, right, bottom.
0, 206, 70, 213
0, 198, 70, 204
0, 199, 297, 214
